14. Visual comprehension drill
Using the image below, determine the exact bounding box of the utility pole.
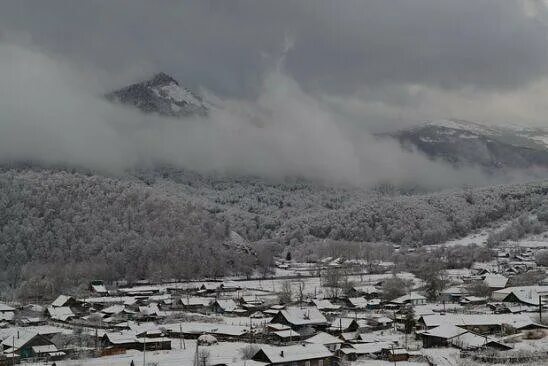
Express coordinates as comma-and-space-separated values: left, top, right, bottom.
538, 295, 542, 324
142, 337, 146, 366
180, 323, 186, 350
194, 339, 199, 366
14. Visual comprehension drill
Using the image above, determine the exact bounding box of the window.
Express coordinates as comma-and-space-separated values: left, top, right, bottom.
318, 360, 324, 366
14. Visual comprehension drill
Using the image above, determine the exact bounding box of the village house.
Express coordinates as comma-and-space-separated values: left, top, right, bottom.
311, 299, 341, 311
180, 296, 211, 311
212, 299, 247, 315
46, 306, 76, 322
1, 330, 57, 359
327, 318, 359, 334
252, 343, 334, 366
492, 285, 548, 306
417, 323, 510, 350
483, 274, 508, 291
390, 292, 426, 307
418, 313, 546, 334
344, 297, 368, 309
337, 341, 393, 361
270, 307, 328, 333
349, 285, 381, 299
305, 332, 343, 351
89, 280, 108, 295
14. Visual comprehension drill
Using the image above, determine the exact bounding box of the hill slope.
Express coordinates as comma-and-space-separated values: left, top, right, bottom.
388, 119, 548, 169
1, 166, 547, 297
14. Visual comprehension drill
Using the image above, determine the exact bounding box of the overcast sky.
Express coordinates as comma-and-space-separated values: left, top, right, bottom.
2, 0, 548, 129
1, 1, 548, 187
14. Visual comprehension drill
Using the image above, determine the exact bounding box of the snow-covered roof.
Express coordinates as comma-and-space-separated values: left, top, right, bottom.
305, 332, 343, 345
162, 322, 249, 336
0, 304, 15, 312
391, 292, 426, 304
483, 274, 508, 289
51, 295, 73, 308
102, 304, 126, 315
276, 307, 327, 326
47, 306, 75, 321
214, 299, 239, 312
268, 323, 291, 331
312, 299, 340, 310
493, 286, 548, 305
449, 332, 495, 350
0, 312, 14, 322
352, 285, 380, 294
32, 344, 58, 354
418, 323, 467, 339
181, 297, 211, 306
91, 284, 107, 293
358, 333, 400, 343
255, 344, 332, 363
329, 318, 356, 330
272, 329, 300, 339
343, 341, 393, 355
420, 314, 542, 329
1, 330, 42, 350
104, 331, 137, 345
139, 303, 161, 316
347, 297, 368, 308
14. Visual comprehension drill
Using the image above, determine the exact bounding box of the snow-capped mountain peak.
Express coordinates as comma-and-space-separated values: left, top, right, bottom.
106, 72, 208, 117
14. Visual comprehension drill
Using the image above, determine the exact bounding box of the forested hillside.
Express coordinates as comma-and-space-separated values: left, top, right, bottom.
146, 169, 548, 246
1, 166, 548, 297
0, 168, 262, 299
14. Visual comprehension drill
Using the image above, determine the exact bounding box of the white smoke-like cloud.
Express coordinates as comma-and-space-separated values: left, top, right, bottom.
0, 42, 543, 189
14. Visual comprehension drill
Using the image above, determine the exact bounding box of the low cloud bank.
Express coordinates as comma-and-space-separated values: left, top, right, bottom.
0, 43, 540, 189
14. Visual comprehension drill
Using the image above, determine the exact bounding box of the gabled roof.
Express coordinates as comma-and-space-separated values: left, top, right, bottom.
51, 295, 74, 308
418, 323, 468, 339
32, 344, 58, 354
254, 344, 332, 363
276, 307, 327, 326
347, 297, 368, 308
391, 292, 426, 304
47, 306, 75, 321
449, 332, 509, 350
312, 299, 340, 310
483, 274, 508, 289
498, 286, 548, 306
1, 330, 49, 350
329, 318, 357, 330
420, 313, 544, 329
305, 332, 343, 345
214, 299, 239, 312
104, 331, 137, 345
342, 341, 393, 355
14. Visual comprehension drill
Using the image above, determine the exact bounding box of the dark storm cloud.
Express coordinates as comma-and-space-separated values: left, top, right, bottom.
1, 0, 547, 96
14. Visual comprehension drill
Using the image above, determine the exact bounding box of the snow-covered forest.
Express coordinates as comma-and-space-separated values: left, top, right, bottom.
1, 166, 548, 297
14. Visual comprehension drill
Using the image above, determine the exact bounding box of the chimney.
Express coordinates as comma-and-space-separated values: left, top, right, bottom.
280, 350, 284, 357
